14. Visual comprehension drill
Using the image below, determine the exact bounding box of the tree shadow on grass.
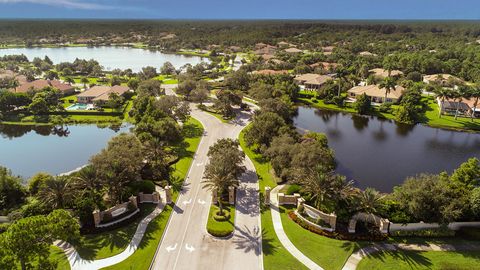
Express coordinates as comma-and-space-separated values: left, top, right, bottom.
182, 121, 204, 139
365, 248, 433, 269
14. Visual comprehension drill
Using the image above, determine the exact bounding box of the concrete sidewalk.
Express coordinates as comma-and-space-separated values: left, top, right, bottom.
269, 185, 324, 270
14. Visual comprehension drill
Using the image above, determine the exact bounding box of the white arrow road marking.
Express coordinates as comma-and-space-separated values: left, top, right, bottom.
198, 199, 205, 204
183, 199, 192, 205
166, 243, 177, 252
196, 162, 203, 166
185, 244, 195, 252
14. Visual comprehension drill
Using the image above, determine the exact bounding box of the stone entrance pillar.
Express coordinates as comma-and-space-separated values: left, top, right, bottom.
265, 187, 271, 206
228, 186, 235, 205
165, 186, 172, 204
211, 188, 218, 204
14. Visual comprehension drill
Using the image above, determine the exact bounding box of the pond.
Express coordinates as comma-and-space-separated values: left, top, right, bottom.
294, 106, 480, 192
0, 124, 131, 179
0, 46, 208, 72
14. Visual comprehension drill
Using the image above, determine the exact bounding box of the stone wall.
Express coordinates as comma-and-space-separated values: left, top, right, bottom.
93, 191, 161, 228
277, 193, 301, 205
390, 221, 480, 232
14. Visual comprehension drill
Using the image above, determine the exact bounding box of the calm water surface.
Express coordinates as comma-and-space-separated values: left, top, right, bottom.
0, 46, 207, 71
0, 124, 130, 179
294, 107, 480, 192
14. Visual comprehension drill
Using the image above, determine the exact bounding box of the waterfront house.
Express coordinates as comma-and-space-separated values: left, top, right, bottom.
423, 74, 463, 86
437, 97, 478, 117
347, 84, 405, 103
253, 69, 289, 76
77, 85, 130, 104
294, 73, 333, 90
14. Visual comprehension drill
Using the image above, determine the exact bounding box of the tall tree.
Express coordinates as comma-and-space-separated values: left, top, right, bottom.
0, 209, 79, 270
90, 133, 144, 203
37, 175, 75, 209
433, 86, 453, 118
379, 76, 396, 103
202, 139, 245, 215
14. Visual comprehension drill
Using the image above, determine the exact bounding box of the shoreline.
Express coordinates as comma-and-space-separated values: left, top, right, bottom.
297, 99, 480, 134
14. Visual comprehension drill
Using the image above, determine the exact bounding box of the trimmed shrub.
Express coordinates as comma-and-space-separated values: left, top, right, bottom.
213, 210, 231, 221
390, 227, 455, 238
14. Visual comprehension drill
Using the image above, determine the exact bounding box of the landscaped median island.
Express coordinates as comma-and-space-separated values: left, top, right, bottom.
206, 203, 236, 237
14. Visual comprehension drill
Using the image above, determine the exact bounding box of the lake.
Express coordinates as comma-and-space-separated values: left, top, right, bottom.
0, 46, 208, 72
0, 124, 130, 179
294, 106, 480, 192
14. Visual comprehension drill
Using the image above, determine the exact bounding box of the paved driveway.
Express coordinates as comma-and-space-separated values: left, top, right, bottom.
150, 87, 262, 270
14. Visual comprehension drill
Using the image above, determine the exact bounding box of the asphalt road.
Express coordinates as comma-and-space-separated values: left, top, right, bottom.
150, 87, 262, 270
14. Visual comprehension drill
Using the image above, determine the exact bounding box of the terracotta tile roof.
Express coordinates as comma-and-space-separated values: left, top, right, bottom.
310, 62, 340, 70
78, 85, 130, 101
294, 73, 333, 86
14, 79, 73, 94
423, 74, 462, 84
369, 68, 404, 78
284, 47, 303, 53
348, 84, 405, 99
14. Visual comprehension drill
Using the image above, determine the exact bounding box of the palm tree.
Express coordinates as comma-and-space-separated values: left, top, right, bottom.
335, 68, 348, 97
356, 188, 385, 215
38, 175, 75, 209
64, 77, 75, 85
453, 86, 469, 120
72, 166, 100, 195
469, 84, 480, 121
80, 77, 89, 90
295, 165, 354, 210
202, 139, 245, 215
433, 86, 453, 118
379, 77, 396, 103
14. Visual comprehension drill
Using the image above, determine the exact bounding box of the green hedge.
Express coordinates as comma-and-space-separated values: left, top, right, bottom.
206, 204, 235, 237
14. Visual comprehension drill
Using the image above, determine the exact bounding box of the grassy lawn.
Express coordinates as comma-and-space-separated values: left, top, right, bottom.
357, 250, 480, 270
239, 128, 278, 192
298, 96, 396, 121
101, 206, 173, 270
239, 127, 306, 270
280, 206, 366, 270
206, 204, 235, 237
424, 97, 480, 131
72, 204, 156, 260
101, 117, 203, 270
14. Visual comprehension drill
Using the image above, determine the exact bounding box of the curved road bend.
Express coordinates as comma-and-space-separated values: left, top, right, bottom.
150, 86, 262, 270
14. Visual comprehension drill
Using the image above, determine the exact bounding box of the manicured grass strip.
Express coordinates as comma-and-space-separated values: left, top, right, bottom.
206, 204, 235, 237
239, 128, 305, 270
280, 207, 366, 270
171, 117, 204, 186
261, 207, 307, 270
239, 127, 278, 191
73, 204, 156, 260
100, 206, 173, 270
357, 250, 480, 270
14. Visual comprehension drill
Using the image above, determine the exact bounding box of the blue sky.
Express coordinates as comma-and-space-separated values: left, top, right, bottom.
0, 0, 478, 19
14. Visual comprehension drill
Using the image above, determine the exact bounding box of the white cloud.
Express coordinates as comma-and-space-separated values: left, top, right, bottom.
0, 0, 112, 10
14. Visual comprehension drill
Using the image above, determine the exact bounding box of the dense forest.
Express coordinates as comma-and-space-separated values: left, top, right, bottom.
2, 20, 480, 50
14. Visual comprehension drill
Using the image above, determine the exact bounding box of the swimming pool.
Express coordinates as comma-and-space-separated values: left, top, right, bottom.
66, 103, 94, 110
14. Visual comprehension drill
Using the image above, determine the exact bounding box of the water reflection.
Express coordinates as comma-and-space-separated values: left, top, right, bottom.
0, 124, 130, 178
294, 106, 480, 192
